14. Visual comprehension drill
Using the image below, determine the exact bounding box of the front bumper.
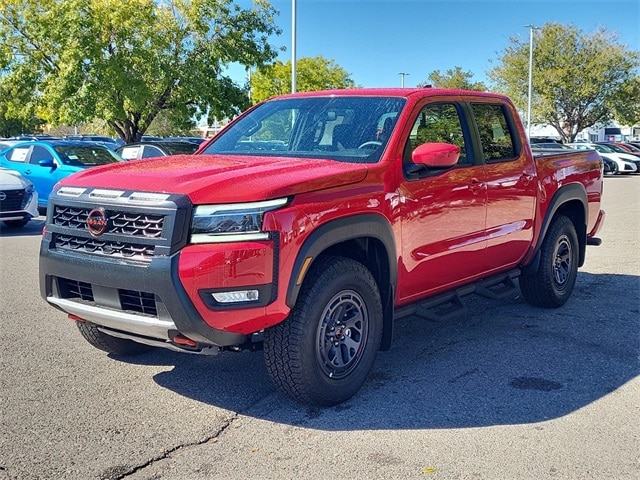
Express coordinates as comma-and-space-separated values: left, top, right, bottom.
40, 243, 247, 347
0, 187, 38, 222
39, 187, 256, 348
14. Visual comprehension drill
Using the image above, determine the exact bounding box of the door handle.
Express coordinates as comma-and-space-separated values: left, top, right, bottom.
469, 179, 485, 195
520, 173, 534, 185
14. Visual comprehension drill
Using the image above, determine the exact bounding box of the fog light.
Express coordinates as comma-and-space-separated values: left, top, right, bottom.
212, 290, 259, 303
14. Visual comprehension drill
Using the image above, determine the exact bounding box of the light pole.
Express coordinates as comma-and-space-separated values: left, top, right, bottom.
291, 0, 297, 93
398, 72, 410, 88
524, 24, 540, 139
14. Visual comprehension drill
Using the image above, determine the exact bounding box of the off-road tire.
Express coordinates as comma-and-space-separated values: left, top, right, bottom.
520, 215, 579, 308
77, 322, 153, 356
264, 256, 383, 406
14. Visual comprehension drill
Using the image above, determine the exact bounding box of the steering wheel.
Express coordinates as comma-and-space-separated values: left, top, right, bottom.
357, 141, 382, 149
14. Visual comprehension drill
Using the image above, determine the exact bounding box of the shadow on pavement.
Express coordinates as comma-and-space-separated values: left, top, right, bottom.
0, 217, 45, 237
117, 271, 639, 430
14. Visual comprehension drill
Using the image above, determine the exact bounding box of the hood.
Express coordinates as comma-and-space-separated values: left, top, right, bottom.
0, 168, 32, 190
58, 154, 369, 203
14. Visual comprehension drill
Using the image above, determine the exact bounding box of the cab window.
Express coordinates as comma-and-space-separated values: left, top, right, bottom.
471, 103, 517, 162
406, 103, 470, 166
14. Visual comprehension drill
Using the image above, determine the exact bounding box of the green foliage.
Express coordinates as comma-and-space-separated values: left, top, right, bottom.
0, 0, 281, 143
419, 67, 487, 91
611, 77, 640, 127
250, 56, 355, 103
489, 22, 639, 142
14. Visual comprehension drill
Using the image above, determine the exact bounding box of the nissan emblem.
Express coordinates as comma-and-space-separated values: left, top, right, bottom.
86, 208, 108, 236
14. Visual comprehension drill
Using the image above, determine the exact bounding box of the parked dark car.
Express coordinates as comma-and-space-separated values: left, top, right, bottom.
165, 136, 207, 145
530, 142, 573, 150
116, 141, 199, 160
63, 135, 124, 149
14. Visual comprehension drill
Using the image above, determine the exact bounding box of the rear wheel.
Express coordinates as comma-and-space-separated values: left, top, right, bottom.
520, 215, 579, 308
77, 322, 153, 356
264, 256, 383, 406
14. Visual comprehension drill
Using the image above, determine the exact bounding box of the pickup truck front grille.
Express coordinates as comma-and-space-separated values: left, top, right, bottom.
53, 206, 164, 238
54, 234, 156, 260
46, 188, 191, 262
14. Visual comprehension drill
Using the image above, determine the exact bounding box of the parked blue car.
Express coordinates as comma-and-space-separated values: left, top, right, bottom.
0, 141, 123, 212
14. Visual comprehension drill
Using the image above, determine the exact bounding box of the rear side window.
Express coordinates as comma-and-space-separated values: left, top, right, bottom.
142, 146, 163, 158
471, 103, 517, 162
6, 147, 30, 163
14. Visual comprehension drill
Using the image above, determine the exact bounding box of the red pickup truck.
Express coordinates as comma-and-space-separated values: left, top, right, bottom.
39, 88, 604, 405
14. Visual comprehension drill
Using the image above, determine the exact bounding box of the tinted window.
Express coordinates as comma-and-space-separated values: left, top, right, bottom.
52, 145, 121, 166
471, 103, 517, 161
29, 145, 54, 164
142, 146, 164, 158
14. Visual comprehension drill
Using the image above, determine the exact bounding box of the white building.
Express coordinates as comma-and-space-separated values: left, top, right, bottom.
529, 122, 639, 143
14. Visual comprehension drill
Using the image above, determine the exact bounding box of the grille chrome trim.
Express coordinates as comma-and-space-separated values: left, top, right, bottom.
47, 187, 191, 262
53, 206, 165, 238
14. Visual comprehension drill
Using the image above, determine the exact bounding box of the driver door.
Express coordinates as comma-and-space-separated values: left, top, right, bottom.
397, 101, 487, 303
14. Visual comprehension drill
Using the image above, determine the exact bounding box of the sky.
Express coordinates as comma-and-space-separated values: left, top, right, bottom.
228, 0, 640, 89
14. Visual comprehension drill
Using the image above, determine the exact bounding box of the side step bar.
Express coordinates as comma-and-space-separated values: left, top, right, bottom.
394, 269, 521, 322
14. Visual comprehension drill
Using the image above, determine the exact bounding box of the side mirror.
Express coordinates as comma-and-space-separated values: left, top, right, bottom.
39, 158, 56, 168
411, 142, 460, 168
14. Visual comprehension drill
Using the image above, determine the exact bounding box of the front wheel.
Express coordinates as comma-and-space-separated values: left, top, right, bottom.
264, 256, 383, 406
520, 215, 579, 308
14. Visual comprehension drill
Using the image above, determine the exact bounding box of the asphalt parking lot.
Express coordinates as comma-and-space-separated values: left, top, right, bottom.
1, 176, 638, 480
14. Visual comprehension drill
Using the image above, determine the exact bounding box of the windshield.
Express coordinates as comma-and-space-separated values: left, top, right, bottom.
53, 145, 122, 166
201, 96, 406, 164
593, 144, 614, 153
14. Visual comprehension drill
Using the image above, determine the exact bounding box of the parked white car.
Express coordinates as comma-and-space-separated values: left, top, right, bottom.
565, 143, 639, 174
0, 167, 39, 228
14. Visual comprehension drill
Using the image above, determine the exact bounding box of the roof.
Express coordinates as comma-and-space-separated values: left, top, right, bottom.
272, 87, 504, 101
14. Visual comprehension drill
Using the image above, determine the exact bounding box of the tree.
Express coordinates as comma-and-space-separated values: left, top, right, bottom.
0, 0, 281, 143
0, 103, 44, 137
418, 67, 487, 91
250, 56, 355, 103
611, 77, 640, 129
488, 22, 639, 143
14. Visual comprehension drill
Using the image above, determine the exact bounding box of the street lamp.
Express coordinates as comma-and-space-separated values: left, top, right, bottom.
292, 0, 297, 93
399, 72, 410, 88
524, 24, 540, 138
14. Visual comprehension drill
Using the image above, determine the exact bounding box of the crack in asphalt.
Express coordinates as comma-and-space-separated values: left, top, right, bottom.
104, 413, 239, 480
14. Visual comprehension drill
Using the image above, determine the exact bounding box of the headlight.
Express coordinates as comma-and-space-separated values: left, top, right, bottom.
190, 198, 288, 244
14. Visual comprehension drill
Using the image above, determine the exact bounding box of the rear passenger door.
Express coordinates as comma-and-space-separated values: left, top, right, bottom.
470, 101, 536, 271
